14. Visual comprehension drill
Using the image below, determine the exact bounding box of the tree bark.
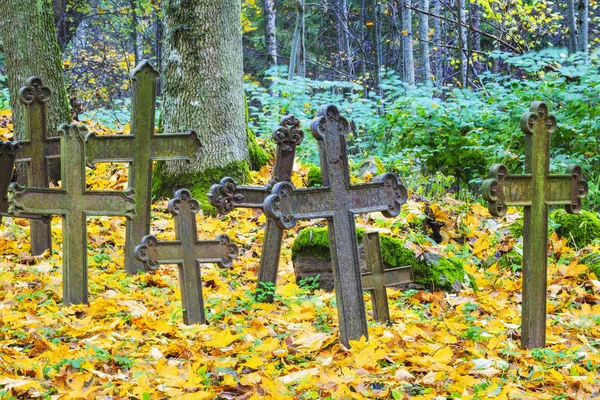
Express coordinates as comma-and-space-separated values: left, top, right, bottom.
130, 0, 140, 65
334, 0, 353, 75
400, 0, 415, 85
288, 0, 306, 79
566, 0, 578, 54
576, 0, 588, 54
432, 0, 443, 87
263, 0, 277, 68
0, 0, 70, 141
418, 0, 431, 84
455, 0, 467, 87
373, 0, 383, 95
160, 0, 248, 175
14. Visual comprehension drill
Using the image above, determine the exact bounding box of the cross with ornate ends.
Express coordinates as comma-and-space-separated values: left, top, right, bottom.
85, 60, 201, 274
208, 115, 303, 301
361, 232, 413, 324
481, 101, 588, 349
6, 77, 61, 255
134, 189, 239, 325
263, 104, 408, 347
8, 124, 136, 305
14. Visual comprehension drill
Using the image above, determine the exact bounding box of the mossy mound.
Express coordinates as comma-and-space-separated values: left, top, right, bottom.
306, 164, 322, 187
552, 209, 600, 248
292, 227, 476, 292
152, 160, 250, 215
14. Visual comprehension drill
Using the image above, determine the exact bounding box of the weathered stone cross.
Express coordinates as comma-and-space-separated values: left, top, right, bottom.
208, 115, 303, 301
481, 101, 588, 349
134, 189, 239, 325
263, 104, 408, 347
0, 142, 23, 220
361, 232, 413, 324
85, 61, 201, 274
8, 124, 136, 305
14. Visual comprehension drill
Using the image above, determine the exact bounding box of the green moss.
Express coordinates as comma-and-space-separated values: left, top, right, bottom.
307, 164, 322, 187
508, 218, 524, 238
245, 93, 271, 170
292, 227, 476, 292
552, 209, 600, 248
152, 159, 249, 215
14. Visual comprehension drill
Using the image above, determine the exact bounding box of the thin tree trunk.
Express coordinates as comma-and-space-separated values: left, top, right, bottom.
401, 0, 415, 85
159, 0, 248, 176
0, 0, 70, 141
566, 0, 578, 53
418, 0, 431, 84
432, 0, 442, 87
263, 0, 277, 68
455, 0, 467, 87
576, 0, 588, 54
154, 9, 163, 95
288, 0, 306, 79
373, 0, 383, 95
335, 0, 353, 75
470, 1, 481, 72
130, 0, 140, 65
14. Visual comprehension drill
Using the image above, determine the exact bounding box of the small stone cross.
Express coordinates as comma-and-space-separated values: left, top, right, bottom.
134, 189, 239, 325
263, 104, 408, 347
209, 115, 303, 301
361, 232, 413, 324
8, 124, 136, 305
0, 142, 22, 220
85, 60, 201, 274
481, 101, 588, 349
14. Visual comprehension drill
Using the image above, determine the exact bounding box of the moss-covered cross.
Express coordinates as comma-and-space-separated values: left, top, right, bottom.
362, 232, 413, 324
85, 61, 201, 275
208, 115, 303, 302
7, 124, 136, 305
134, 189, 239, 325
481, 101, 588, 349
263, 104, 408, 347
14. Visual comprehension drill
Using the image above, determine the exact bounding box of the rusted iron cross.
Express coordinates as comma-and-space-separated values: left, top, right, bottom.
264, 105, 408, 347
85, 61, 201, 275
481, 101, 588, 349
8, 124, 136, 305
208, 115, 303, 301
361, 232, 413, 324
134, 189, 239, 325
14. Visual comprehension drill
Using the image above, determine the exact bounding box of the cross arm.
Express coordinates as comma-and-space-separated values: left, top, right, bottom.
481, 164, 533, 216
150, 131, 201, 160
348, 173, 408, 217
85, 133, 135, 165
545, 165, 588, 211
14, 137, 60, 163
81, 189, 136, 218
361, 266, 413, 290
7, 183, 69, 216
263, 182, 335, 229
134, 234, 239, 271
208, 177, 270, 213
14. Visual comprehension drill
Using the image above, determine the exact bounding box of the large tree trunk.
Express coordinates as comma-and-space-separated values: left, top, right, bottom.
400, 0, 415, 85
0, 0, 70, 141
418, 0, 431, 85
566, 0, 578, 53
156, 0, 249, 208
263, 0, 277, 69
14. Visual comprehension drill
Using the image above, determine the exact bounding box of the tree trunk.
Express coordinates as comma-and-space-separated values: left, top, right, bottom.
576, 0, 588, 54
0, 0, 70, 141
566, 0, 578, 53
288, 0, 306, 79
455, 0, 467, 87
335, 0, 353, 75
400, 0, 415, 85
418, 0, 431, 84
263, 0, 277, 69
432, 0, 443, 87
156, 0, 249, 204
130, 0, 140, 65
373, 0, 383, 95
470, 1, 481, 72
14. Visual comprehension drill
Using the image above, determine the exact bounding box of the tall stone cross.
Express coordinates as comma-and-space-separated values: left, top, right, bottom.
361, 232, 413, 324
481, 101, 588, 349
85, 60, 201, 274
208, 115, 303, 301
134, 189, 239, 325
263, 105, 408, 347
4, 77, 60, 255
8, 124, 136, 305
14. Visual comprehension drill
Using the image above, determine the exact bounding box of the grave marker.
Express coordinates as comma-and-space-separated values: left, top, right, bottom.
85, 60, 201, 274
362, 232, 413, 324
481, 101, 588, 348
263, 104, 408, 347
134, 189, 239, 325
208, 115, 303, 301
8, 124, 136, 305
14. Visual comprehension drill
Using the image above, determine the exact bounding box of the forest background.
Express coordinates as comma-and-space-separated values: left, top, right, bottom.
0, 0, 598, 208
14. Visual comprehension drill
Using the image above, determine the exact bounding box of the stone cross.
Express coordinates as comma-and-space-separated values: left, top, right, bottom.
85, 60, 201, 274
481, 101, 588, 349
0, 142, 21, 220
361, 232, 413, 324
134, 189, 239, 325
8, 124, 136, 305
8, 77, 60, 255
263, 104, 408, 347
208, 115, 303, 301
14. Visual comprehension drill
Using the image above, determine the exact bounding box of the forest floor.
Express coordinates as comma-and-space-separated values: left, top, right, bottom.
0, 116, 599, 399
